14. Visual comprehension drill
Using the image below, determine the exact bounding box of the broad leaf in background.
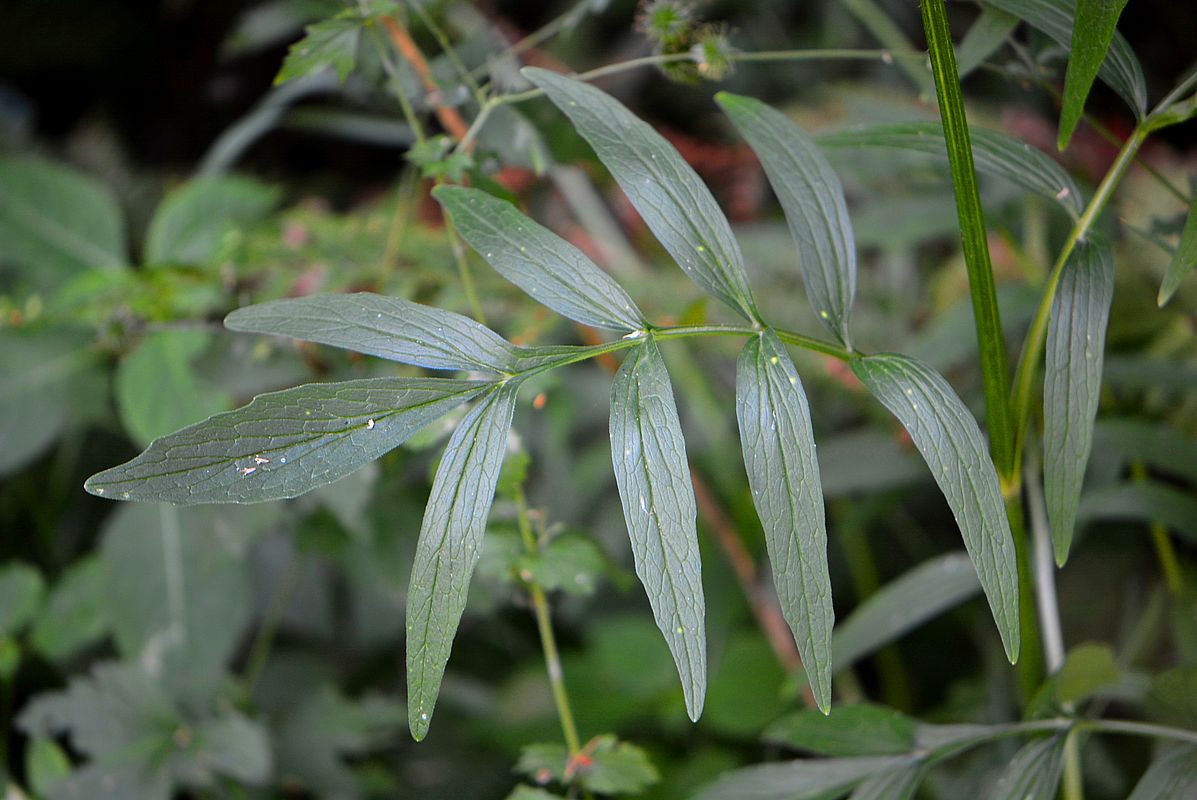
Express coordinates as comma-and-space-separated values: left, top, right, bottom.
117, 330, 232, 447
850, 763, 924, 800
0, 155, 128, 280
434, 185, 647, 332
818, 122, 1085, 219
1058, 0, 1131, 149
144, 176, 279, 266
525, 68, 760, 322
829, 553, 981, 674
0, 562, 45, 637
1126, 746, 1197, 799
718, 93, 856, 346
1077, 482, 1197, 543
1158, 193, 1197, 306
407, 383, 518, 740
1091, 418, 1197, 483
30, 557, 110, 663
736, 329, 833, 710
694, 755, 914, 800
610, 336, 707, 721
956, 6, 1019, 78
852, 355, 1020, 661
764, 705, 918, 756
85, 377, 490, 504
226, 293, 518, 373
984, 0, 1146, 117
1044, 239, 1114, 564
982, 734, 1067, 800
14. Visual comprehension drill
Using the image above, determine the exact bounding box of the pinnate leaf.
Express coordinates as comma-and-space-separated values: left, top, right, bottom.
850, 764, 924, 800
225, 293, 517, 374
736, 330, 833, 710
718, 93, 856, 346
434, 185, 646, 332
610, 336, 707, 721
1044, 238, 1113, 564
852, 355, 1020, 662
1058, 0, 1131, 149
84, 377, 490, 505
524, 67, 759, 321
407, 383, 519, 740
983, 734, 1067, 800
1158, 193, 1197, 306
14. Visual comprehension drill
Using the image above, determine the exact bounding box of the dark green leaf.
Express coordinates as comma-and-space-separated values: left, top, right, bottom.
1058, 0, 1131, 149
984, 0, 1147, 116
1056, 642, 1119, 704
524, 68, 759, 321
983, 734, 1068, 800
30, 557, 111, 662
610, 336, 706, 721
225, 293, 517, 374
1158, 193, 1197, 306
818, 122, 1084, 218
1044, 238, 1114, 564
524, 535, 607, 596
0, 562, 45, 637
956, 6, 1019, 78
703, 633, 787, 737
694, 756, 913, 800
718, 93, 856, 345
1077, 482, 1197, 543
1126, 746, 1197, 799
407, 383, 519, 740
0, 155, 128, 279
85, 377, 490, 505
144, 176, 279, 266
433, 185, 646, 332
1092, 419, 1197, 484
736, 330, 833, 710
764, 705, 918, 756
832, 553, 981, 672
276, 14, 361, 85
1146, 666, 1197, 731
515, 742, 567, 785
852, 355, 1020, 662
583, 735, 660, 794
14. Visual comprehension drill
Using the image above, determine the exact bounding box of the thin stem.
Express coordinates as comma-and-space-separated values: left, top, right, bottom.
1083, 718, 1197, 747
440, 191, 487, 324
242, 553, 300, 695
1130, 461, 1185, 595
366, 24, 427, 144
514, 486, 582, 756
467, 0, 592, 81
404, 0, 487, 106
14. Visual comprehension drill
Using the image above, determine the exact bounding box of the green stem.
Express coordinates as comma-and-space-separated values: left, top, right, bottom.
404, 0, 487, 106
1083, 718, 1197, 746
921, 0, 1015, 482
366, 23, 427, 145
241, 553, 300, 695
1130, 461, 1185, 595
1007, 493, 1044, 697
514, 486, 582, 756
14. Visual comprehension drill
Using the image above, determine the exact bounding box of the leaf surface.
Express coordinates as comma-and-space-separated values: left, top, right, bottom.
956, 6, 1019, 78
85, 377, 490, 505
524, 68, 758, 321
1077, 482, 1197, 543
849, 764, 924, 800
276, 14, 361, 85
1158, 193, 1197, 306
718, 93, 856, 345
764, 705, 918, 756
434, 185, 645, 331
982, 734, 1067, 800
145, 176, 279, 266
0, 562, 45, 638
225, 293, 517, 373
1127, 746, 1197, 799
407, 383, 519, 740
736, 330, 833, 710
610, 336, 706, 720
1044, 238, 1114, 564
852, 354, 1020, 662
694, 756, 913, 800
1058, 0, 1131, 149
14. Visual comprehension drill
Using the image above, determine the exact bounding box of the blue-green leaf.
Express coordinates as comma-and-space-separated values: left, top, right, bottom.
852, 355, 1020, 662
1077, 482, 1197, 544
1126, 746, 1197, 799
1058, 0, 1131, 149
956, 6, 1020, 78
718, 93, 856, 346
524, 68, 759, 321
694, 756, 913, 800
610, 336, 706, 721
850, 764, 924, 800
1158, 194, 1197, 306
225, 293, 517, 374
984, 0, 1147, 117
736, 330, 833, 711
84, 377, 490, 505
983, 734, 1068, 800
1044, 238, 1114, 564
818, 122, 1084, 219
407, 383, 519, 740
433, 185, 646, 332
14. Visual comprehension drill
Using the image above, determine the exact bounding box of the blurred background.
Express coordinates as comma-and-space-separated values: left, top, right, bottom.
1, 1, 1195, 798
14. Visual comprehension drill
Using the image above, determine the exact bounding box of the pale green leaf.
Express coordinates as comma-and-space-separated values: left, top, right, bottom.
849, 764, 924, 800
225, 293, 517, 374
1055, 643, 1119, 704
85, 377, 490, 505
407, 384, 519, 740
736, 330, 833, 710
1044, 238, 1114, 564
852, 354, 1020, 662
983, 734, 1068, 800
818, 122, 1084, 219
144, 176, 279, 266
718, 93, 855, 345
764, 705, 918, 756
1058, 0, 1131, 149
25, 738, 72, 799
610, 336, 706, 721
1126, 746, 1197, 799
276, 14, 360, 85
956, 6, 1019, 78
30, 557, 111, 662
1158, 193, 1197, 306
0, 155, 127, 279
984, 0, 1146, 116
1077, 482, 1197, 543
433, 185, 646, 331
0, 562, 45, 638
694, 756, 913, 800
524, 67, 759, 321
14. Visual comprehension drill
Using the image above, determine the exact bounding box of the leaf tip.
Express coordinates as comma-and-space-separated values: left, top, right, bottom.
1157, 286, 1174, 307
409, 709, 431, 742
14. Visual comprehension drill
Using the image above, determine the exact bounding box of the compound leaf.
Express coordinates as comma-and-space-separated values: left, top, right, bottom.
983, 734, 1068, 800
610, 336, 706, 721
276, 13, 361, 85
736, 330, 833, 711
852, 354, 1020, 662
85, 377, 490, 505
407, 383, 519, 740
524, 68, 759, 321
1058, 0, 1131, 149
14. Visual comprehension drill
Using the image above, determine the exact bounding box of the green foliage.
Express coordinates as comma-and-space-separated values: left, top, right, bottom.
1158, 193, 1197, 306
1058, 0, 1132, 149
144, 176, 279, 266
